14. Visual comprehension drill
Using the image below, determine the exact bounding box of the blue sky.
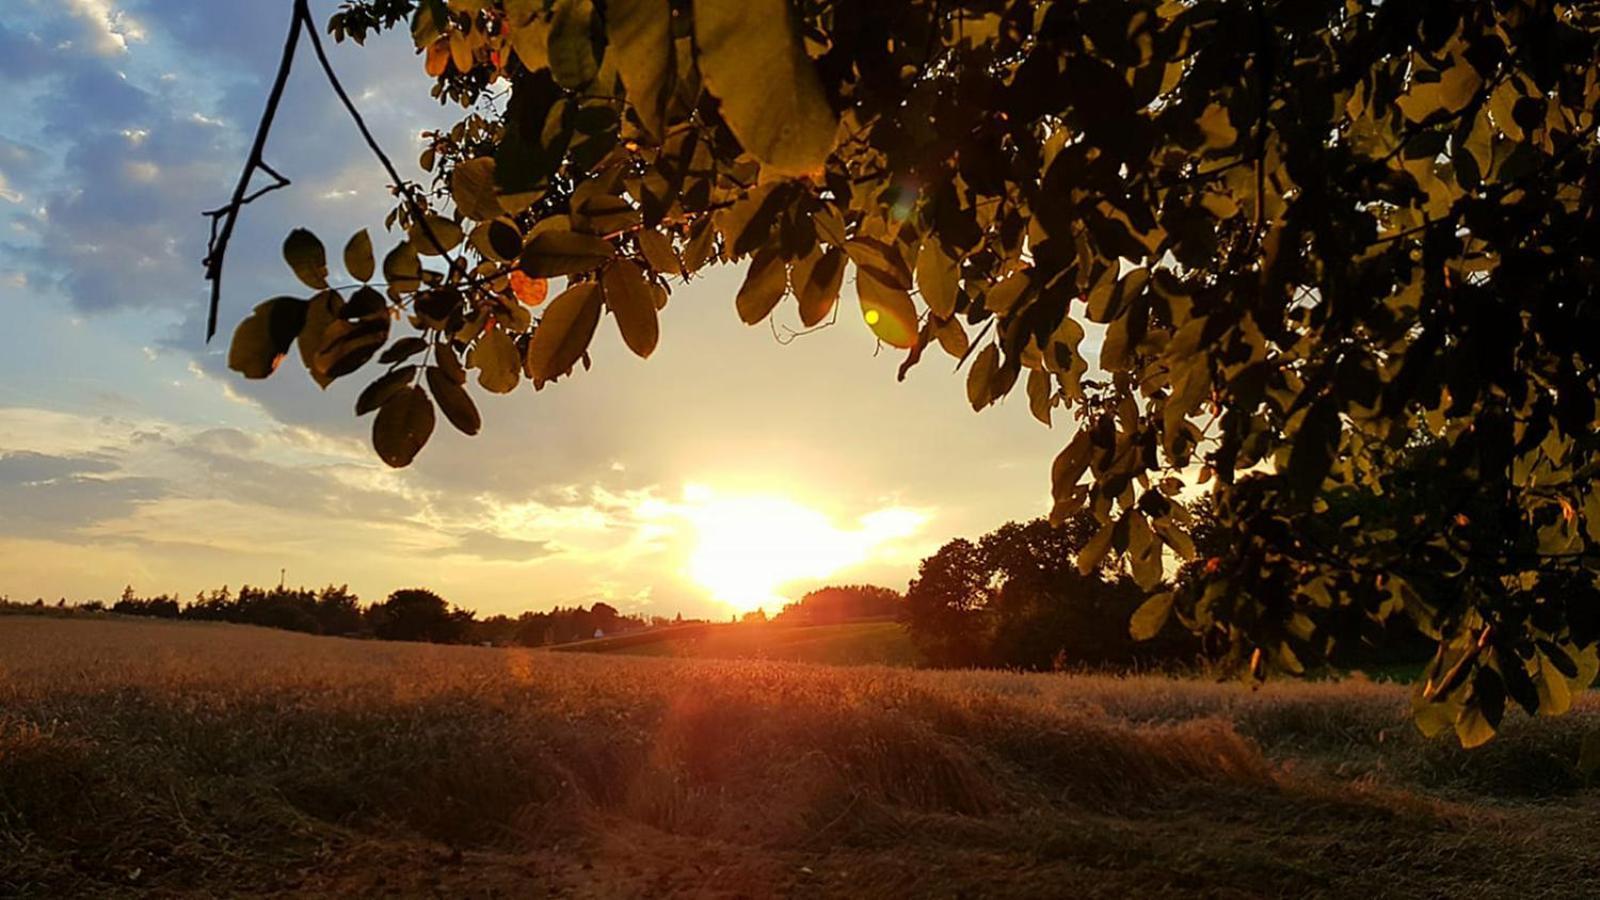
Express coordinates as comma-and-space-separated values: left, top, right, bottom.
0, 0, 1070, 618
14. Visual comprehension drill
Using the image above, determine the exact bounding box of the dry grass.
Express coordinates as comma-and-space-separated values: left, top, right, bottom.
2, 616, 1598, 898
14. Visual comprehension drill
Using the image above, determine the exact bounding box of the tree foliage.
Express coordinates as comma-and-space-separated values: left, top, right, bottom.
905, 516, 1198, 669
224, 0, 1600, 743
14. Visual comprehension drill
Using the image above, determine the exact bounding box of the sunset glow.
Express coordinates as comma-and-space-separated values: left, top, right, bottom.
655, 485, 926, 613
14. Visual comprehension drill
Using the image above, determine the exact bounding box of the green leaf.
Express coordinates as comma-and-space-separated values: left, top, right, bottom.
468, 326, 522, 394
229, 297, 309, 379
693, 0, 837, 175
857, 268, 919, 349
283, 229, 329, 290
519, 230, 615, 277
526, 282, 603, 382
736, 250, 787, 325
426, 366, 482, 436
1129, 592, 1174, 641
372, 385, 435, 468
344, 230, 375, 282
601, 259, 660, 358
606, 0, 672, 139
548, 0, 598, 90
451, 157, 502, 222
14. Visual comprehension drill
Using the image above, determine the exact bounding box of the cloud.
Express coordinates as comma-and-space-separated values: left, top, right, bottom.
0, 450, 165, 537
63, 0, 146, 55
429, 530, 557, 563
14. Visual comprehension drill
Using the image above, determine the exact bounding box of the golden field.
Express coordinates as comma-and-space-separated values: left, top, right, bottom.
3, 615, 1600, 898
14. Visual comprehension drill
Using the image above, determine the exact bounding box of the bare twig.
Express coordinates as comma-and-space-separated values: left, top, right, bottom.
201, 1, 304, 340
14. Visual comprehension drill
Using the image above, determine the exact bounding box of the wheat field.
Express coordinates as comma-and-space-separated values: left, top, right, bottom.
3, 615, 1599, 897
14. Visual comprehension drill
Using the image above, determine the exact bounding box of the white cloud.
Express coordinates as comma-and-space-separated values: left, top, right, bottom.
64, 0, 146, 55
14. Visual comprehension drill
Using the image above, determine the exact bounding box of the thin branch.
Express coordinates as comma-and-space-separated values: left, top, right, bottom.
201, 1, 304, 341
297, 1, 460, 269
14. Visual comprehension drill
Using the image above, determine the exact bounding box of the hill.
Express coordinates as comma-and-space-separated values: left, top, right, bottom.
556, 619, 920, 667
3, 616, 1600, 897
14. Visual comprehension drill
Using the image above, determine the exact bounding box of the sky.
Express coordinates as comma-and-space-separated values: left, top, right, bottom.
0, 0, 1073, 619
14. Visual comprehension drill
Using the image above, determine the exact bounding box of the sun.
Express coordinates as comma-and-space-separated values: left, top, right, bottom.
669, 485, 924, 613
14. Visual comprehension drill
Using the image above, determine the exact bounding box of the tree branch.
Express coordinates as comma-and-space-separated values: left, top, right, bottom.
201, 0, 305, 341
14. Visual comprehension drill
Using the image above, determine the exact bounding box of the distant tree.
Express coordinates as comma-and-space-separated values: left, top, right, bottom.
367, 588, 474, 643
908, 516, 1197, 670
313, 584, 366, 636
112, 586, 181, 619
776, 585, 903, 625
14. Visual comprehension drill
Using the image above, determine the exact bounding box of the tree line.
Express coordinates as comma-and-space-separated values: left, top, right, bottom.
3, 585, 691, 647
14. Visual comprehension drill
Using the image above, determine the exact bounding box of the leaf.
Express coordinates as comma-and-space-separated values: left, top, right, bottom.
1197, 104, 1237, 150
485, 220, 524, 260
283, 229, 329, 290
916, 239, 959, 319
409, 215, 464, 256
1077, 520, 1115, 575
229, 297, 308, 379
427, 366, 482, 435
857, 268, 919, 349
790, 247, 845, 327
548, 0, 598, 90
967, 344, 1000, 411
298, 290, 343, 388
379, 336, 428, 364
344, 230, 375, 282
526, 282, 603, 382
508, 16, 549, 71
845, 237, 912, 290
1284, 398, 1341, 503
606, 0, 672, 139
1129, 592, 1174, 641
602, 259, 660, 358
1026, 369, 1053, 426
313, 318, 389, 382
637, 229, 681, 274
736, 250, 787, 325
520, 230, 615, 276
451, 157, 502, 222
984, 269, 1031, 315
356, 366, 418, 415
372, 385, 435, 468
1454, 703, 1496, 749
468, 326, 522, 394
509, 270, 549, 306
383, 241, 422, 292
693, 0, 838, 175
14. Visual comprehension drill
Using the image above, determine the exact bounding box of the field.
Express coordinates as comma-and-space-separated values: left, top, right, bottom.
4, 617, 1600, 898
557, 619, 922, 667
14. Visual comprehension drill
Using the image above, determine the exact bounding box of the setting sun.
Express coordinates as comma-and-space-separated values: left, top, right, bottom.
649, 485, 925, 613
